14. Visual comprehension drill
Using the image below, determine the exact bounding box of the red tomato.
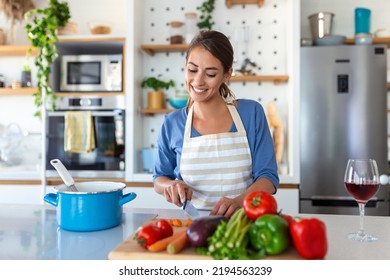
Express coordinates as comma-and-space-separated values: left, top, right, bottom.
243, 191, 278, 221
154, 219, 173, 238
134, 225, 165, 249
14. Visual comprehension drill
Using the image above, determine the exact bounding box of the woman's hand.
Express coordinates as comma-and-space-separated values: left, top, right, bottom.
163, 180, 193, 207
210, 196, 241, 219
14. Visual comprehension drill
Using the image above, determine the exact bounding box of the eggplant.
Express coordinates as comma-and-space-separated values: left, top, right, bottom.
186, 215, 227, 247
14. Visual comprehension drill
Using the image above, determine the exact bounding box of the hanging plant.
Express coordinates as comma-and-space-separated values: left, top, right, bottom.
24, 0, 70, 117
197, 0, 215, 30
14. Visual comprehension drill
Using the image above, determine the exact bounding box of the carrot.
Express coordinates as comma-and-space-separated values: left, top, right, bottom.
148, 232, 177, 252
185, 219, 192, 227
172, 219, 183, 227
166, 230, 188, 254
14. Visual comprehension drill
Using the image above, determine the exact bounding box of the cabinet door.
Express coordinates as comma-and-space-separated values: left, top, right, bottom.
274, 188, 299, 214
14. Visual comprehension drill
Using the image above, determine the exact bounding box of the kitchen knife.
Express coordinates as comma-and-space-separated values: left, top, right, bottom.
182, 199, 200, 220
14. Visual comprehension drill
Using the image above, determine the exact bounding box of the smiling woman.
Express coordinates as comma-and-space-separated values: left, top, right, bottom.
152, 30, 279, 219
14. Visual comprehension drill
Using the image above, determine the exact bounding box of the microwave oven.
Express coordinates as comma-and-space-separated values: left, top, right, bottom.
60, 54, 122, 92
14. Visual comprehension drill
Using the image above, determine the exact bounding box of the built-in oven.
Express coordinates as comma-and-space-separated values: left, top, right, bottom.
46, 95, 125, 178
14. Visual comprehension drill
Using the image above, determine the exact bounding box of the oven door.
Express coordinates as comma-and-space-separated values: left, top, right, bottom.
46, 110, 125, 178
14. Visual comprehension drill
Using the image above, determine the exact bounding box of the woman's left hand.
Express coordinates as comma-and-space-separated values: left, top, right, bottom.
209, 197, 241, 219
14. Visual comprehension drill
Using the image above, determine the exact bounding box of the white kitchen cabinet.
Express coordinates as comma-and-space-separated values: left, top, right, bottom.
0, 184, 43, 204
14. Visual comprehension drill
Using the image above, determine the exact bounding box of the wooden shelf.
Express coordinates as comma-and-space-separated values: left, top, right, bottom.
0, 45, 37, 57
54, 92, 125, 96
345, 37, 390, 48
140, 44, 188, 56
0, 89, 127, 96
58, 35, 126, 43
230, 75, 289, 84
0, 87, 38, 95
387, 83, 390, 90
226, 0, 264, 8
140, 108, 173, 116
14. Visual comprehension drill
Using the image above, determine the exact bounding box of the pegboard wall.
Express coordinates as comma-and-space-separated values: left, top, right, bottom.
139, 0, 290, 158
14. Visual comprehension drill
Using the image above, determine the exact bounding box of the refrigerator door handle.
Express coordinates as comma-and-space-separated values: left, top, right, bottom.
309, 196, 381, 208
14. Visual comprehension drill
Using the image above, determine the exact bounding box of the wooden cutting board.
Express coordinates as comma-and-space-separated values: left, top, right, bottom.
108, 219, 302, 260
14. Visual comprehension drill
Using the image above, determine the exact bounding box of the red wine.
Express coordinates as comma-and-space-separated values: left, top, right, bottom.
345, 182, 379, 203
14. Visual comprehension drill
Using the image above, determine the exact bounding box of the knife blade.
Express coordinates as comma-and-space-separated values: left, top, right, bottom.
182, 199, 200, 220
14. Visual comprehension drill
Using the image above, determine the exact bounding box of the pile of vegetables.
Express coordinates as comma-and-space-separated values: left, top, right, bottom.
133, 190, 328, 260
188, 191, 328, 260
133, 219, 189, 254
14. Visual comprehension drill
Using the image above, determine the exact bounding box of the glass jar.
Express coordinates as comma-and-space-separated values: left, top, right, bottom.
184, 12, 198, 44
169, 21, 184, 44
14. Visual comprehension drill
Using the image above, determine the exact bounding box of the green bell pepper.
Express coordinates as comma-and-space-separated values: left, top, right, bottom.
248, 214, 290, 255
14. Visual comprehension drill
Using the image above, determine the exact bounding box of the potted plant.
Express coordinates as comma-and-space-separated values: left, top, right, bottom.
141, 76, 175, 109
24, 0, 71, 117
21, 49, 33, 87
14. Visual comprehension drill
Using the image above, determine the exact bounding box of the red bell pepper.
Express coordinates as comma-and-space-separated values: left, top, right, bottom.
289, 217, 328, 259
133, 224, 165, 249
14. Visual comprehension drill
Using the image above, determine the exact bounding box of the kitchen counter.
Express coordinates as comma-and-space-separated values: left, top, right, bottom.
1, 204, 390, 260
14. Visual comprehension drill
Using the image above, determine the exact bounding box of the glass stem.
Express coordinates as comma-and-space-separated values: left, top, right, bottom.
358, 203, 365, 234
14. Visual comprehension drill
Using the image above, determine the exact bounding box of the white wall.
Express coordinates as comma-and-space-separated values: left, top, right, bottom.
301, 0, 390, 39
0, 0, 127, 45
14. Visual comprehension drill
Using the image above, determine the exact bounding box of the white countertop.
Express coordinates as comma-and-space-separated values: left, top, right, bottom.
0, 204, 156, 259
1, 204, 390, 260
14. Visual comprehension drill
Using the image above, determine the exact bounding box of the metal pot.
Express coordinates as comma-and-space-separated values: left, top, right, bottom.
44, 181, 137, 232
308, 12, 335, 39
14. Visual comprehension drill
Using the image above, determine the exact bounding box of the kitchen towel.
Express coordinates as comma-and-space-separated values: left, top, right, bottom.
64, 111, 95, 153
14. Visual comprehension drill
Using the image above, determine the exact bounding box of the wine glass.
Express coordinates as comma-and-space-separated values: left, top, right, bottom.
344, 159, 380, 242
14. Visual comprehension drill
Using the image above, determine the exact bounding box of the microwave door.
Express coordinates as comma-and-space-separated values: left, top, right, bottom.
70, 61, 101, 84
66, 61, 103, 91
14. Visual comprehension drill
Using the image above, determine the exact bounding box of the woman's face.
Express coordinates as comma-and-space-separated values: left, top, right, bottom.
185, 46, 231, 104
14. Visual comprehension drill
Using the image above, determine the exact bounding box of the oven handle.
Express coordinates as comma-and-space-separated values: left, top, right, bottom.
47, 111, 120, 117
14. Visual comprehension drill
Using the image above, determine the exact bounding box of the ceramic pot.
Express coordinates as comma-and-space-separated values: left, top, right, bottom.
44, 181, 136, 232
147, 91, 165, 109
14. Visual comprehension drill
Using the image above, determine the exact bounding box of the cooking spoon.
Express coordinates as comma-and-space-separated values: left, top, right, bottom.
50, 159, 78, 192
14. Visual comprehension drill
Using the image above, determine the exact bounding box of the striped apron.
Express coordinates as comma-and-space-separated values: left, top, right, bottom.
180, 104, 253, 210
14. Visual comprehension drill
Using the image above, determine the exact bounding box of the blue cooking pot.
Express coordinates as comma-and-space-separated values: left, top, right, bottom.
44, 181, 136, 232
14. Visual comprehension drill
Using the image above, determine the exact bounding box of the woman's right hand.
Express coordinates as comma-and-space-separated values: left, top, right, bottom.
163, 180, 193, 207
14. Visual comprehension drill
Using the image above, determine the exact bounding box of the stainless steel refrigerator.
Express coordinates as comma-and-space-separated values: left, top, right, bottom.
300, 44, 389, 216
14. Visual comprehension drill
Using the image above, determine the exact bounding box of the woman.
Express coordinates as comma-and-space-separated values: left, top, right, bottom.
153, 30, 279, 218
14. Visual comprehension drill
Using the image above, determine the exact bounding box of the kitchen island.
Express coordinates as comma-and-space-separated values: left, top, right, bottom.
1, 204, 390, 260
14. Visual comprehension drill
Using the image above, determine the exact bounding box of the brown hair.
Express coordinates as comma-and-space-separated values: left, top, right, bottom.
185, 30, 235, 106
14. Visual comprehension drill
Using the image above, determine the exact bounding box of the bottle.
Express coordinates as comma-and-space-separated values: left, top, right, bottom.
184, 12, 198, 44
169, 21, 184, 44
0, 28, 4, 45
355, 7, 371, 35
0, 74, 4, 88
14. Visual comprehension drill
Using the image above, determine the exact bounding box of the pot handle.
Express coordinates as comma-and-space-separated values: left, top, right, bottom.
44, 193, 58, 207
119, 192, 137, 206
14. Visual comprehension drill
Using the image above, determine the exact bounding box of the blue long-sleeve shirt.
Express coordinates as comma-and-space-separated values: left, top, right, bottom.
153, 99, 279, 190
